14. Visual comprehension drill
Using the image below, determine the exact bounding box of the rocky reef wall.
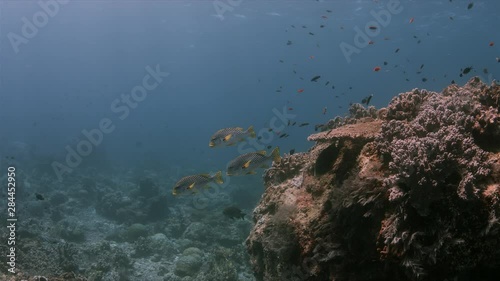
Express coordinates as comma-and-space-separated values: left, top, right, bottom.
246, 78, 500, 281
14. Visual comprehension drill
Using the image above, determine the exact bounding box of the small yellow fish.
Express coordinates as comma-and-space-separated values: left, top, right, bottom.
209, 126, 256, 147
172, 171, 223, 195
227, 147, 281, 176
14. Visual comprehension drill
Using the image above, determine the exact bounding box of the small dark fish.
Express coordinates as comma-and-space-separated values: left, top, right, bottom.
460, 74, 463, 77
395, 48, 400, 53
422, 78, 427, 82
291, 122, 296, 126
276, 90, 281, 92
320, 24, 325, 28
497, 57, 500, 63
383, 61, 388, 66
467, 3, 473, 10
279, 133, 289, 138
483, 68, 489, 74
289, 149, 295, 155
291, 25, 295, 28
326, 9, 332, 13
287, 40, 292, 46
267, 145, 272, 149
417, 40, 421, 44
325, 81, 330, 86
449, 16, 454, 20
268, 128, 273, 132
302, 25, 307, 28
462, 66, 473, 74
314, 124, 324, 132
361, 94, 373, 106
311, 75, 321, 82
332, 85, 335, 89
368, 26, 378, 30
279, 60, 284, 63
35, 193, 45, 201
223, 206, 245, 220
299, 122, 309, 127
451, 80, 456, 84
420, 64, 424, 69
309, 32, 315, 36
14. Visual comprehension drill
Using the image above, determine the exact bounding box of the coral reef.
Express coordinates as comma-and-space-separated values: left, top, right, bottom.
246, 78, 500, 281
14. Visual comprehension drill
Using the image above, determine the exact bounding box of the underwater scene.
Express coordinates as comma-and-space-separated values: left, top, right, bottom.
1, 0, 500, 280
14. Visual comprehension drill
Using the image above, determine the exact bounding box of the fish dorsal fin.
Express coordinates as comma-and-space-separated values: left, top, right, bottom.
235, 127, 243, 131
200, 173, 210, 177
257, 150, 267, 156
242, 160, 252, 169
224, 134, 232, 142
188, 182, 196, 189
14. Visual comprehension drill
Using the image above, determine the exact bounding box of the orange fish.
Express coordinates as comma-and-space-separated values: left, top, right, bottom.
288, 107, 293, 111
489, 41, 495, 47
373, 66, 381, 72
409, 17, 414, 24
297, 88, 304, 93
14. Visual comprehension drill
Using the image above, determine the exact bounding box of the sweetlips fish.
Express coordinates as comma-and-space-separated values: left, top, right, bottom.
209, 126, 256, 147
226, 147, 281, 176
172, 171, 223, 195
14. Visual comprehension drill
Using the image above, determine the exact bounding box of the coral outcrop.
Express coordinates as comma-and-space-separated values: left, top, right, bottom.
246, 78, 500, 281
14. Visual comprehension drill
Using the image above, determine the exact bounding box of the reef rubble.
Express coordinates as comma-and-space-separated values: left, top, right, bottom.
246, 78, 500, 281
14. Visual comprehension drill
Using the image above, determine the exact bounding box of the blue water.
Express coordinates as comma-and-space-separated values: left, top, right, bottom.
0, 0, 499, 177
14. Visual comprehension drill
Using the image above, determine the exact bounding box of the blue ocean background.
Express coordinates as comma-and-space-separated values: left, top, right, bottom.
0, 0, 499, 279
1, 0, 499, 176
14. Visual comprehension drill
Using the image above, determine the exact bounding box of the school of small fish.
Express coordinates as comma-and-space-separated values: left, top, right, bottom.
174, 1, 497, 197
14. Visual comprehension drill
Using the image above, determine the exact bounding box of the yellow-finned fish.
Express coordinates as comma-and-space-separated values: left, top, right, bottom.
172, 171, 224, 195
226, 147, 281, 176
209, 126, 256, 147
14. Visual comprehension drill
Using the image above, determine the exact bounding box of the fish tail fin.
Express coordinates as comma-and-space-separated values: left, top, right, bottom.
213, 171, 224, 184
271, 147, 281, 164
247, 125, 256, 138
